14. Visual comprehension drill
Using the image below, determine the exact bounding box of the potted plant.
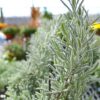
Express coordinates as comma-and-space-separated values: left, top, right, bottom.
2, 26, 19, 40
21, 27, 36, 38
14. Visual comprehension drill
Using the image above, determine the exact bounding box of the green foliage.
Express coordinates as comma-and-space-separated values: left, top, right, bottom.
21, 27, 37, 37
1, 0, 99, 100
2, 26, 19, 35
0, 62, 8, 89
5, 43, 26, 61
0, 61, 17, 90
43, 7, 53, 20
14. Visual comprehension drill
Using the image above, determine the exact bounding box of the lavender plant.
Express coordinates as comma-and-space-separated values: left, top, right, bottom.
6, 0, 99, 100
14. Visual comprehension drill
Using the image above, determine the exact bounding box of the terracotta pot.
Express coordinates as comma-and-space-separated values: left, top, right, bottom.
6, 34, 14, 40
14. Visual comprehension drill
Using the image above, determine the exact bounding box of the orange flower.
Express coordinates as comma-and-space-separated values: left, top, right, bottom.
0, 23, 8, 29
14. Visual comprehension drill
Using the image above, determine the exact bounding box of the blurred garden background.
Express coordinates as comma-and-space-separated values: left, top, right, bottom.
0, 0, 100, 100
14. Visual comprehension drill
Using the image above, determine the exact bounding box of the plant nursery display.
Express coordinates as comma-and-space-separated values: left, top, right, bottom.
0, 0, 100, 100
2, 26, 19, 40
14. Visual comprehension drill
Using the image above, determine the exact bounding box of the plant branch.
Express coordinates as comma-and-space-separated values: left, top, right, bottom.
60, 0, 72, 12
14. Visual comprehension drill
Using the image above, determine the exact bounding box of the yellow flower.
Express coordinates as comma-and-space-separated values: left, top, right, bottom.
91, 22, 100, 30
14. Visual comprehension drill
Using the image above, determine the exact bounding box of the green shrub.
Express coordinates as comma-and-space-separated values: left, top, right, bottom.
5, 0, 100, 100
0, 61, 16, 90
5, 43, 26, 61
21, 27, 36, 37
0, 63, 8, 90
43, 7, 53, 20
2, 26, 19, 35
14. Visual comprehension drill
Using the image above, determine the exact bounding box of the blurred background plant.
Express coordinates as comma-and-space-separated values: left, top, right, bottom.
20, 27, 37, 38
4, 43, 26, 61
42, 7, 53, 20
2, 26, 20, 40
